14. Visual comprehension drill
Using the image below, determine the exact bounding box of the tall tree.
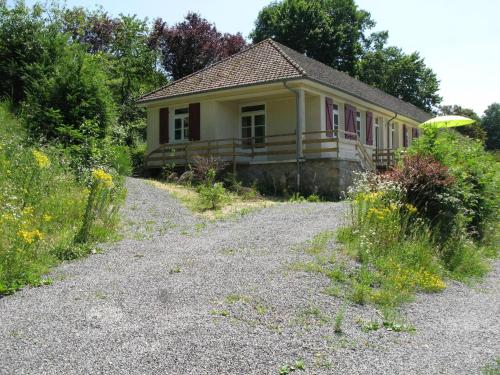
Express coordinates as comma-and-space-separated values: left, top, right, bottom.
482, 103, 500, 150
251, 0, 374, 75
356, 46, 441, 112
0, 1, 63, 103
149, 12, 247, 80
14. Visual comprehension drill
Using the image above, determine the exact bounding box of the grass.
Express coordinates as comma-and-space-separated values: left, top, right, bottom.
147, 179, 276, 220
482, 358, 500, 375
0, 103, 123, 296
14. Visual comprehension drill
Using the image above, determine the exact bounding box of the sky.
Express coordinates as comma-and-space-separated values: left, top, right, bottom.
21, 0, 500, 115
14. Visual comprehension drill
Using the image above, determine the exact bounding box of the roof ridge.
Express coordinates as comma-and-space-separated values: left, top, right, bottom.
137, 39, 276, 102
267, 39, 307, 76
274, 41, 430, 117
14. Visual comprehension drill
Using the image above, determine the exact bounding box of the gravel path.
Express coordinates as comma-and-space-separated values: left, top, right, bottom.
0, 178, 498, 375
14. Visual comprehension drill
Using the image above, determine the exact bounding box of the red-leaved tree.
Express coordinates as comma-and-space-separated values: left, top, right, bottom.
149, 13, 247, 80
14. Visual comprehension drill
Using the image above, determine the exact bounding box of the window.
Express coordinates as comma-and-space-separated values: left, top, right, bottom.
241, 104, 265, 147
356, 111, 361, 138
390, 122, 396, 148
333, 104, 339, 131
174, 107, 189, 141
375, 117, 381, 149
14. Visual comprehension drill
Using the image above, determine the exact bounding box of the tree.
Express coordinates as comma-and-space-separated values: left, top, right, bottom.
149, 12, 247, 80
356, 46, 442, 112
23, 44, 114, 144
482, 103, 500, 150
0, 1, 63, 103
61, 6, 118, 53
251, 0, 374, 75
439, 105, 486, 141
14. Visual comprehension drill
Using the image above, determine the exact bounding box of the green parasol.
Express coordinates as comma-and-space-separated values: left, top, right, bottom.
419, 115, 476, 129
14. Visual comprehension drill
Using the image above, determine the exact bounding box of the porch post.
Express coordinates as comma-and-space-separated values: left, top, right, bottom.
297, 88, 305, 158
296, 88, 305, 192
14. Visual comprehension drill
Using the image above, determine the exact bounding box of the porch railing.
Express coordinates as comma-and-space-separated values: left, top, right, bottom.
145, 129, 397, 171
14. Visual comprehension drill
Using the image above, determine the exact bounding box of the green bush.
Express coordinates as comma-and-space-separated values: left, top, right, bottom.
408, 130, 499, 240
23, 46, 115, 145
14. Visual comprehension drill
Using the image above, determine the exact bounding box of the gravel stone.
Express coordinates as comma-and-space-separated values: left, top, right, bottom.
0, 177, 498, 374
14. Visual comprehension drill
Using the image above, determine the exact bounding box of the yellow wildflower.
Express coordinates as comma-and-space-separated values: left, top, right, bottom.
32, 150, 50, 169
92, 169, 113, 188
404, 203, 417, 214
17, 229, 44, 244
368, 207, 391, 220
43, 214, 52, 222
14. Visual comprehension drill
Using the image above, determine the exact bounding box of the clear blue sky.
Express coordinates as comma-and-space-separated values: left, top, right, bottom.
23, 0, 500, 115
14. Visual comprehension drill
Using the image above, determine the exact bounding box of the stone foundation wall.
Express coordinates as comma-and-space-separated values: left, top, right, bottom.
236, 158, 363, 199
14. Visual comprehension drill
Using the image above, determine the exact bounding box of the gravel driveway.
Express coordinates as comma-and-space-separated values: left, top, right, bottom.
0, 178, 498, 374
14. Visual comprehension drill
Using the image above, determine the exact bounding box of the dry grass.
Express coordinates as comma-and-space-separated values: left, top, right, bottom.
147, 180, 276, 220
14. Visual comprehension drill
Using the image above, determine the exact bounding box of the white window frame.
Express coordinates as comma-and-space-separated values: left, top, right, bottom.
240, 103, 266, 147
333, 103, 339, 132
390, 122, 397, 149
356, 111, 361, 138
375, 117, 381, 149
173, 107, 189, 142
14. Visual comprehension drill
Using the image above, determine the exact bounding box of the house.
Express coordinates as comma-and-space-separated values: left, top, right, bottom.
137, 38, 431, 197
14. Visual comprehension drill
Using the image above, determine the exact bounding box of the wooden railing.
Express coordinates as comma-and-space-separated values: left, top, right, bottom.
372, 148, 398, 168
144, 130, 399, 172
145, 130, 340, 171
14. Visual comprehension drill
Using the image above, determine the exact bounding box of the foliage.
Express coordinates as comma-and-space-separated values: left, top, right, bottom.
0, 105, 123, 295
76, 169, 116, 243
251, 0, 374, 75
482, 103, 500, 150
337, 147, 496, 307
0, 1, 62, 103
23, 45, 114, 144
356, 46, 442, 112
382, 154, 457, 242
408, 130, 499, 240
191, 155, 227, 183
195, 169, 228, 210
149, 12, 247, 80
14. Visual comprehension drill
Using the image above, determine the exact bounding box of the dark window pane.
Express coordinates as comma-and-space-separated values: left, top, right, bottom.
184, 117, 189, 127
175, 118, 182, 129
332, 104, 338, 110
254, 114, 265, 126
241, 116, 252, 127
254, 126, 265, 137
175, 108, 188, 115
175, 130, 181, 140
241, 105, 265, 113
242, 127, 252, 138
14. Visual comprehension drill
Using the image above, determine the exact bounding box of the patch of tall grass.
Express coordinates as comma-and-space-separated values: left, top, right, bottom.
0, 104, 123, 295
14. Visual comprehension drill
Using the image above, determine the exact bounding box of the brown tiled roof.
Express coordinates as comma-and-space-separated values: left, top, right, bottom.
138, 39, 431, 123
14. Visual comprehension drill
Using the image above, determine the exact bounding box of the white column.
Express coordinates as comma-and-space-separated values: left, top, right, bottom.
297, 88, 305, 158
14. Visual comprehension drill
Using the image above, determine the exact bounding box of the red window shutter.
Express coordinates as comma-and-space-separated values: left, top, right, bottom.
325, 97, 333, 138
159, 107, 169, 144
366, 111, 373, 145
344, 104, 356, 140
403, 124, 408, 147
412, 127, 419, 138
189, 103, 201, 141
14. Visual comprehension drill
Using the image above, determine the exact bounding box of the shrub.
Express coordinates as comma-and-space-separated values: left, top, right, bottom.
191, 155, 226, 183
408, 130, 499, 239
195, 169, 228, 210
383, 154, 458, 242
